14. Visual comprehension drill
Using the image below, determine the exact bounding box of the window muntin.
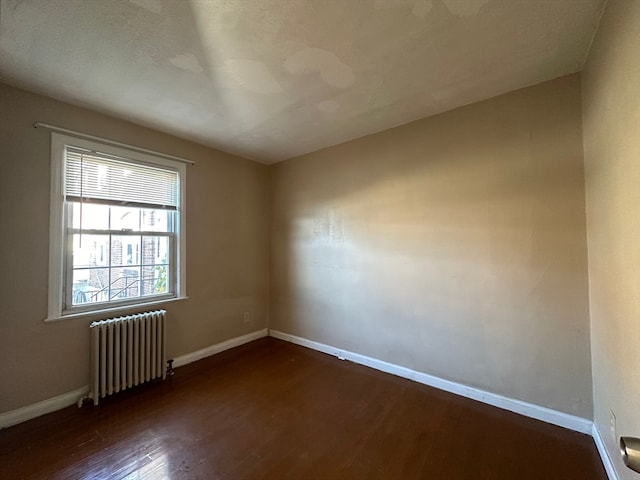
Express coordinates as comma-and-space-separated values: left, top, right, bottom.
66, 205, 173, 309
47, 133, 186, 320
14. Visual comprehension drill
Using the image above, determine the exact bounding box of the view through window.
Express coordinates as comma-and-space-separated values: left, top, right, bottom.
47, 133, 186, 319
69, 202, 172, 306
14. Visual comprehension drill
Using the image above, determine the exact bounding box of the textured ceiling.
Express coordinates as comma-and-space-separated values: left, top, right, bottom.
0, 0, 605, 163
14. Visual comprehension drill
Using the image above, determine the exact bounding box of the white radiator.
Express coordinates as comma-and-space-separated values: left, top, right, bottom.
90, 310, 166, 406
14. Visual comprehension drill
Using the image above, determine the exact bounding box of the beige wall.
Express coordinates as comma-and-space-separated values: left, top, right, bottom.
0, 69, 602, 425
582, 0, 640, 477
0, 83, 270, 413
271, 74, 593, 417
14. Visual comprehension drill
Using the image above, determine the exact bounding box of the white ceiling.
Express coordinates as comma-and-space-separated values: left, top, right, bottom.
0, 0, 605, 163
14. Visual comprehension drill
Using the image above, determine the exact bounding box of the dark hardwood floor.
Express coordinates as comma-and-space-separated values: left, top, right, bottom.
0, 337, 606, 480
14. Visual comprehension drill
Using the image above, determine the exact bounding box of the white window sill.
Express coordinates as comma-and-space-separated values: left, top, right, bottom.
43, 296, 189, 322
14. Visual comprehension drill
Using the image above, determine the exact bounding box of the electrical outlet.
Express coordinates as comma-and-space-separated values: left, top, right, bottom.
243, 311, 251, 323
610, 410, 617, 441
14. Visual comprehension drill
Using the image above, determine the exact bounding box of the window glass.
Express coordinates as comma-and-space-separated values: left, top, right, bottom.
70, 203, 109, 230
47, 132, 186, 319
110, 235, 141, 267
111, 206, 141, 231
72, 267, 109, 305
72, 234, 109, 268
142, 208, 169, 232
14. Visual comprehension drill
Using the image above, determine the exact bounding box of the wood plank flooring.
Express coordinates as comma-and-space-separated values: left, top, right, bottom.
0, 337, 607, 479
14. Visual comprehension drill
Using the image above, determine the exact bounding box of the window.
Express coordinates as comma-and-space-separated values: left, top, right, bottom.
47, 133, 186, 320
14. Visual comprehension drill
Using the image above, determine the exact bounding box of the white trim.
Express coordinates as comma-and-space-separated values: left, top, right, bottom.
0, 386, 89, 429
48, 133, 66, 319
0, 328, 617, 479
593, 424, 621, 480
46, 132, 188, 321
1, 329, 268, 428
44, 296, 189, 322
34, 122, 195, 165
268, 330, 593, 435
173, 328, 269, 368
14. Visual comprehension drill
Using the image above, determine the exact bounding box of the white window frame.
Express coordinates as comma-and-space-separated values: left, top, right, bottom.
46, 133, 187, 321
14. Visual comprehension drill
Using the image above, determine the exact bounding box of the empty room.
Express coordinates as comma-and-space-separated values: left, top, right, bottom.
0, 0, 638, 478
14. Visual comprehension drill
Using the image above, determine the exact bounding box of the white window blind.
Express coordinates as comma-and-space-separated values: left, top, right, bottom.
64, 147, 179, 209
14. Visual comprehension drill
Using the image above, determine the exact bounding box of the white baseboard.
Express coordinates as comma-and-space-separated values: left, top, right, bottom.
0, 386, 89, 430
1, 328, 269, 429
172, 328, 268, 368
268, 330, 593, 435
1, 326, 616, 480
592, 424, 621, 480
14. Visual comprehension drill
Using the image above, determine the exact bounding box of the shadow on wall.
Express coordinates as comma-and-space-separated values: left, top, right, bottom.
0, 0, 276, 413
269, 75, 592, 415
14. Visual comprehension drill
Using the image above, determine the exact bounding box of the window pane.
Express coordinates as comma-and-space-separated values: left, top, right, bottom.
72, 268, 110, 305
72, 235, 110, 268
142, 236, 169, 265
111, 235, 141, 266
142, 208, 169, 232
141, 265, 169, 296
70, 202, 109, 230
109, 267, 141, 301
111, 206, 140, 231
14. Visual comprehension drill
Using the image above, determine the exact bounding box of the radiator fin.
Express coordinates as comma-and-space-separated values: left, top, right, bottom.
90, 310, 166, 406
